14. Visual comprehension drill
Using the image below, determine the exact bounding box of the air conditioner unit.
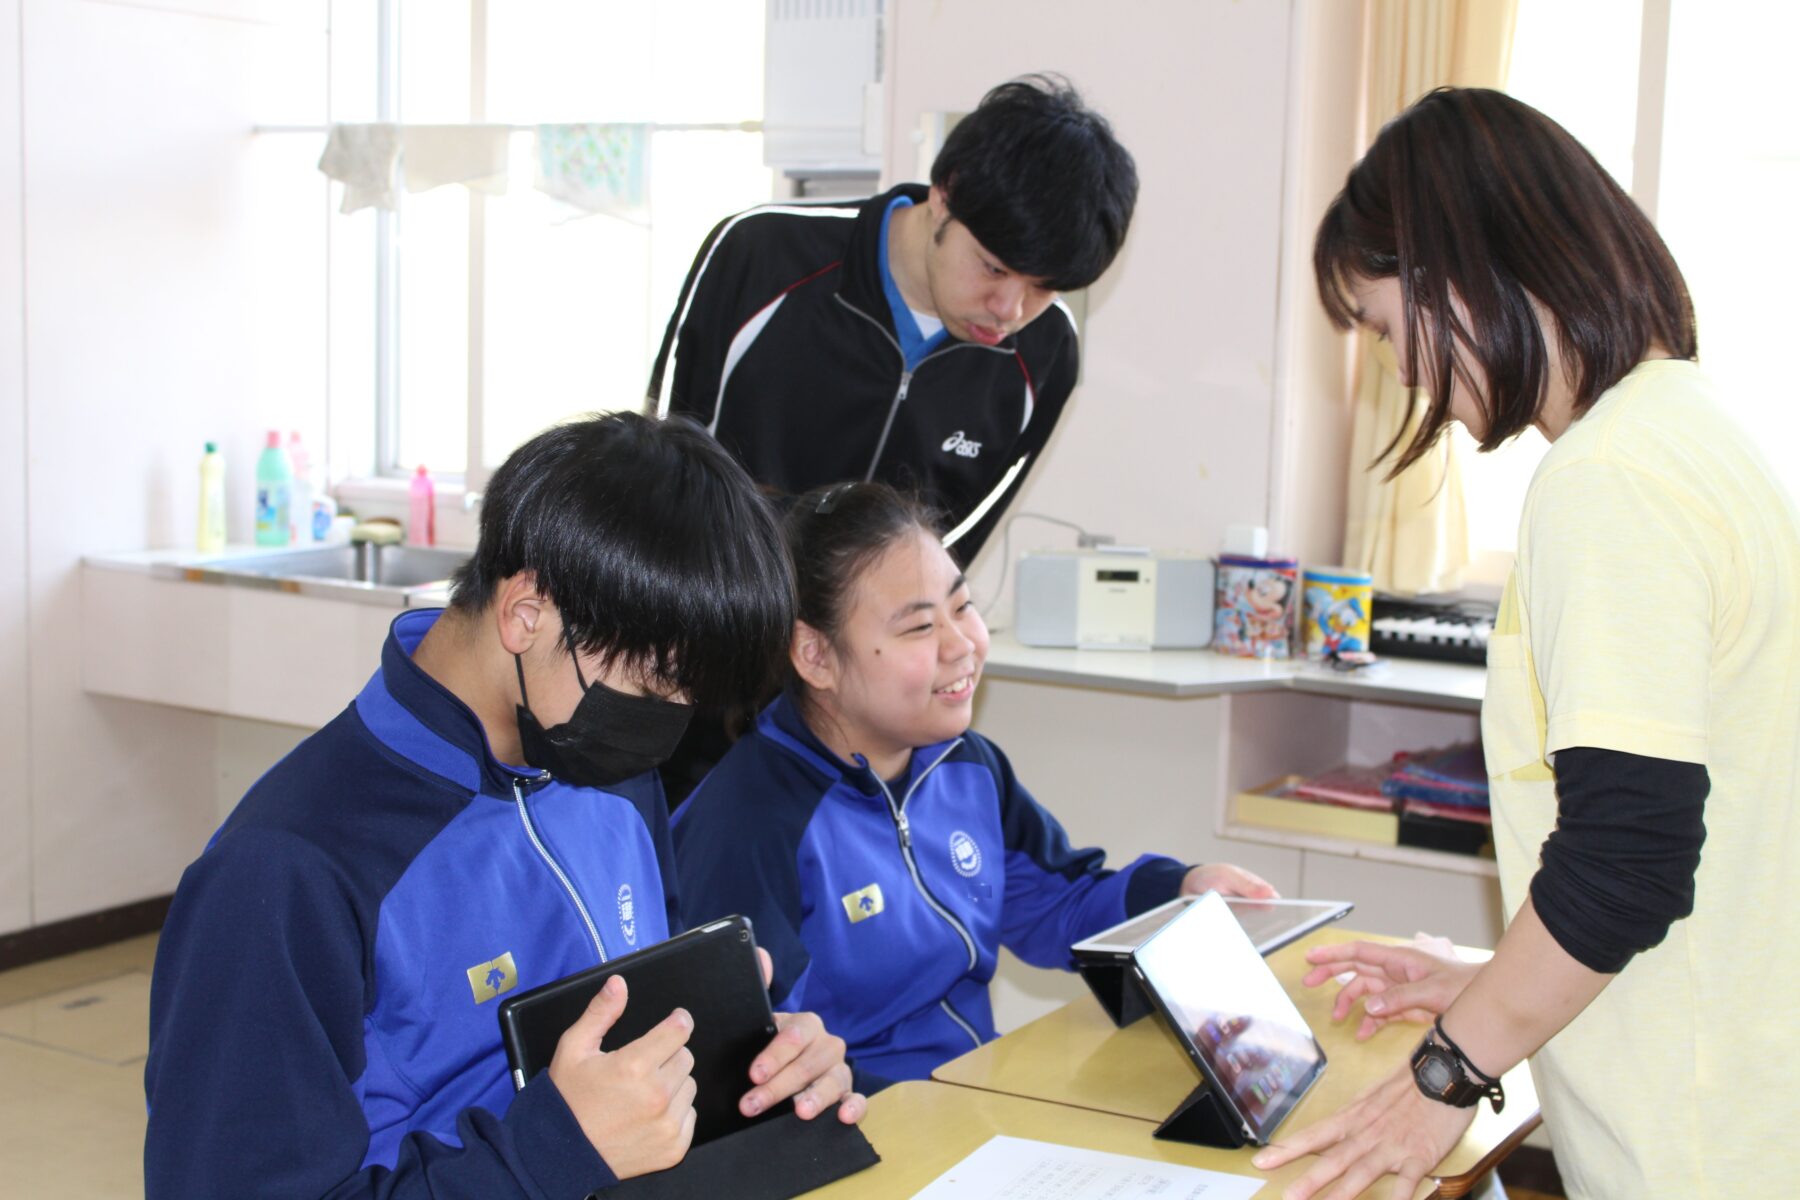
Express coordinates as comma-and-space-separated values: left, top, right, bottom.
763, 0, 884, 174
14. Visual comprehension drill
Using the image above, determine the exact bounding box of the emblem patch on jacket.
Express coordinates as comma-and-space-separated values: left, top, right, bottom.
617, 884, 638, 946
465, 952, 519, 1004
841, 883, 885, 924
949, 830, 983, 877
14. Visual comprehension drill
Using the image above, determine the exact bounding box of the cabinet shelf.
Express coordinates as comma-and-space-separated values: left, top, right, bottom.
1220, 820, 1498, 878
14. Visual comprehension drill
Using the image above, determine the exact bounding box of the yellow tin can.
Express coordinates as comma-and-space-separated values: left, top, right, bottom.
1301, 567, 1374, 660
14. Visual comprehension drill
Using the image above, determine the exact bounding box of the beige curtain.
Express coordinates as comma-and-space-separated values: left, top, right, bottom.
1343, 0, 1517, 595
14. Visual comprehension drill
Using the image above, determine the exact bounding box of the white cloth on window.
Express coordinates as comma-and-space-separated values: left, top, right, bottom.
402, 125, 512, 196
318, 124, 402, 213
533, 123, 649, 221
318, 124, 512, 213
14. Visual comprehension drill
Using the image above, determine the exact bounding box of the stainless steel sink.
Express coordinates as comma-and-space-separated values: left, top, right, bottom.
156, 544, 468, 607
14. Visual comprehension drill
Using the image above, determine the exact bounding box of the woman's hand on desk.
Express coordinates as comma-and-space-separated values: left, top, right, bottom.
1301, 935, 1478, 1040
1181, 862, 1279, 899
1251, 1063, 1475, 1200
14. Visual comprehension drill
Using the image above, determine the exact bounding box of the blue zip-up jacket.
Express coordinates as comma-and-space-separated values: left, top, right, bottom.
145, 609, 678, 1199
670, 693, 1188, 1083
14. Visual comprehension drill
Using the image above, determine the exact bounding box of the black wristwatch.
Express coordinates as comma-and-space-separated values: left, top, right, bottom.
1410, 1018, 1505, 1114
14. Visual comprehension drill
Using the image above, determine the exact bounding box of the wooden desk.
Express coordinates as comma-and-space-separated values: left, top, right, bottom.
930, 928, 1536, 1198
810, 1080, 1436, 1199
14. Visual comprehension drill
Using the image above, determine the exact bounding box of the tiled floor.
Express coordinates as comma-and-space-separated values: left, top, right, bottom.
0, 934, 157, 1198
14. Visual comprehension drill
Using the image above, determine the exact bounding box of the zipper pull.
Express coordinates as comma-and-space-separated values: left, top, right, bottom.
897, 810, 913, 849
896, 371, 912, 403
511, 771, 552, 803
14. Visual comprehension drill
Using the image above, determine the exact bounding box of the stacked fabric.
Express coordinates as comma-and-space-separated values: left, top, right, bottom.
1380, 742, 1490, 824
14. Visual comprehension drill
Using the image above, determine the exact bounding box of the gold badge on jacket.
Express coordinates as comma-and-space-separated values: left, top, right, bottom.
841, 883, 885, 924
466, 952, 519, 1004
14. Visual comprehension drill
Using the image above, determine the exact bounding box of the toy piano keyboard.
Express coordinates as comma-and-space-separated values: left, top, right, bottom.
1368, 596, 1495, 665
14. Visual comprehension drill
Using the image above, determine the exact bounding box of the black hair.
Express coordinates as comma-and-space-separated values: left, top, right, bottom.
930, 73, 1138, 292
1314, 87, 1696, 476
449, 412, 794, 710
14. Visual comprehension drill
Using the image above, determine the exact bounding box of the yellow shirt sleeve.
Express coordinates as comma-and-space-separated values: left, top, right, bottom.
1518, 456, 1716, 764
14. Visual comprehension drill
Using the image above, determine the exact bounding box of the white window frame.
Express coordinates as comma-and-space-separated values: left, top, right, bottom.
336, 0, 772, 533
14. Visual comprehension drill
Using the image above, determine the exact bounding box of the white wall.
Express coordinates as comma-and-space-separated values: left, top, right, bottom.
1270, 0, 1363, 569
3, 0, 328, 931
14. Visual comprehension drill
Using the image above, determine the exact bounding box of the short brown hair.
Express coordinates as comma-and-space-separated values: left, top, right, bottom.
1314, 87, 1696, 475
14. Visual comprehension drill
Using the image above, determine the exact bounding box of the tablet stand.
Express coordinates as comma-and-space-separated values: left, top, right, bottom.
1075, 957, 1156, 1027
1153, 1081, 1251, 1149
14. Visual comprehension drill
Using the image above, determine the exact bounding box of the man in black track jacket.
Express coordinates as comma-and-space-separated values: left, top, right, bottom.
647, 74, 1138, 564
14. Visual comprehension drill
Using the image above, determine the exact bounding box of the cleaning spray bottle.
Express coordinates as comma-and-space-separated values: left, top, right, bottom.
197, 441, 226, 554
254, 430, 292, 546
287, 432, 314, 544
407, 465, 435, 546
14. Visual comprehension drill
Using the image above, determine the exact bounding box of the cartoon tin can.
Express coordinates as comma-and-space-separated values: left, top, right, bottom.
1301, 566, 1374, 660
1213, 555, 1299, 658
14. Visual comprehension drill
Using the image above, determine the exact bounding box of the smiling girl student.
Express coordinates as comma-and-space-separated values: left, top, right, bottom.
671, 481, 1274, 1084
1251, 88, 1800, 1199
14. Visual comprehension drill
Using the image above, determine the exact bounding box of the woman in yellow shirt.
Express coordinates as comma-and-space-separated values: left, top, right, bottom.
1255, 87, 1800, 1198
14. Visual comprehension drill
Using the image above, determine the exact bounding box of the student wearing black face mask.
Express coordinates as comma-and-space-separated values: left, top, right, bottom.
145, 413, 865, 1200
512, 649, 695, 788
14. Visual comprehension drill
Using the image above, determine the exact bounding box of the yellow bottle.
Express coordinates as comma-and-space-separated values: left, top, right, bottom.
198, 441, 227, 554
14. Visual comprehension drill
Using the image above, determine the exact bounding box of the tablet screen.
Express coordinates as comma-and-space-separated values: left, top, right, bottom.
1227, 897, 1352, 954
1132, 891, 1324, 1142
1074, 895, 1351, 957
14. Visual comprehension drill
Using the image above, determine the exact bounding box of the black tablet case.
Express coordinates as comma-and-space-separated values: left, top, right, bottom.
589, 1109, 881, 1200
1073, 947, 1159, 1027
498, 916, 784, 1146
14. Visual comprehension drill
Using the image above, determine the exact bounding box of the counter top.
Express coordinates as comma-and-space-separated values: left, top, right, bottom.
85, 552, 1485, 713
982, 632, 1486, 711
85, 545, 455, 608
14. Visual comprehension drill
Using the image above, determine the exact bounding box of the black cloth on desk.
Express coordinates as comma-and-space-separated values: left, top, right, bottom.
1530, 746, 1709, 974
591, 1109, 879, 1200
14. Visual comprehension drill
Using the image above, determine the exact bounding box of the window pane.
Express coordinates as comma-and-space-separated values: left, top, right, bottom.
1658, 1, 1800, 500
479, 130, 773, 468
1462, 0, 1646, 576
646, 131, 777, 363
398, 0, 470, 124
481, 135, 652, 466
487, 6, 654, 122
1506, 0, 1641, 192
645, 0, 764, 124
476, 2, 771, 469
395, 184, 470, 475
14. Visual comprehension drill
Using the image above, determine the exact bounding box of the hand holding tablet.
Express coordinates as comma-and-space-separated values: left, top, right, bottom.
499, 917, 786, 1146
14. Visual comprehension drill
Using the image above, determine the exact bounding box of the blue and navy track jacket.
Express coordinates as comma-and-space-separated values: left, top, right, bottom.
671, 692, 1187, 1083
144, 610, 679, 1199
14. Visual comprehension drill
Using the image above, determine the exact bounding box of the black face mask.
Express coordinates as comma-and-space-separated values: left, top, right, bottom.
514, 651, 693, 789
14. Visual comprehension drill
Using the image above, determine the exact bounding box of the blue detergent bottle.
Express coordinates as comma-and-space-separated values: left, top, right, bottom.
254, 429, 293, 546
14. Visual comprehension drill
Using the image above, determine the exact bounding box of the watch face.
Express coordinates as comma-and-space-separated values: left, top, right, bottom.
1418, 1052, 1455, 1093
